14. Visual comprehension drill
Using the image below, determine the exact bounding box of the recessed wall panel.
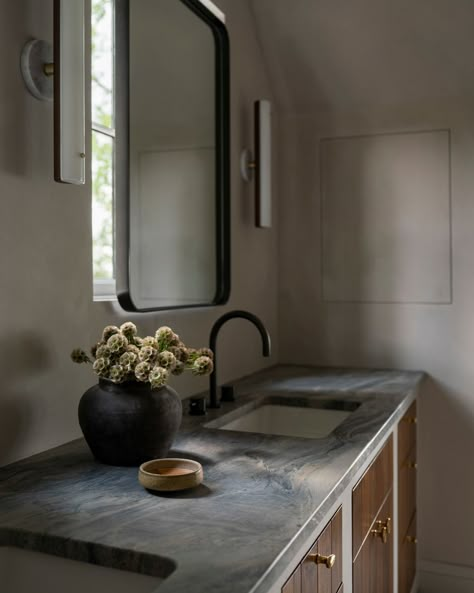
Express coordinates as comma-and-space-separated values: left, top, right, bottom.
321, 130, 451, 303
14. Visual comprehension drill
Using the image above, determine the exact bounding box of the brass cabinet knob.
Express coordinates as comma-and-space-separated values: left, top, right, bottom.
307, 553, 336, 569
404, 416, 417, 424
371, 518, 391, 544
371, 524, 388, 543
406, 535, 418, 544
408, 461, 418, 469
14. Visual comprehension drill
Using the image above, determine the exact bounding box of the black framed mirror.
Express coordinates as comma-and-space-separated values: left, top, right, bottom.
115, 0, 230, 312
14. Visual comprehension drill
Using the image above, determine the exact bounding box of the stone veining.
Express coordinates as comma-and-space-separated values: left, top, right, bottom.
0, 365, 424, 593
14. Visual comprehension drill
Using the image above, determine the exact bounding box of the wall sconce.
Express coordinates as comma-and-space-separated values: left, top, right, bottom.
20, 0, 86, 185
240, 100, 272, 228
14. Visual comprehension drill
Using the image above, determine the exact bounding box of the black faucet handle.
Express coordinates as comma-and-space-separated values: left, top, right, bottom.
220, 384, 235, 402
189, 396, 207, 416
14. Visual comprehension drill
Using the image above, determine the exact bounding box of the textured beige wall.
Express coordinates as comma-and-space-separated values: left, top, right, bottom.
0, 0, 278, 466
250, 0, 474, 575
278, 107, 474, 572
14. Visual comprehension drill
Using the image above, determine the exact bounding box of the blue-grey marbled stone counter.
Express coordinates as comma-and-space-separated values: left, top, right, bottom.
0, 366, 424, 593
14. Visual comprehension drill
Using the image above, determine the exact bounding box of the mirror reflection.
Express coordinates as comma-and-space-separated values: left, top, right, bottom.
116, 0, 230, 312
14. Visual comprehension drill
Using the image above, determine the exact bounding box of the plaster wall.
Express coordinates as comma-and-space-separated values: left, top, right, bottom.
278, 107, 474, 573
250, 0, 474, 580
0, 0, 278, 467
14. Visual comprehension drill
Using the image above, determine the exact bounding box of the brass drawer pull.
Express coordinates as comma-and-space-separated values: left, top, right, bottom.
307, 553, 336, 568
371, 518, 391, 543
403, 416, 417, 424
406, 535, 418, 544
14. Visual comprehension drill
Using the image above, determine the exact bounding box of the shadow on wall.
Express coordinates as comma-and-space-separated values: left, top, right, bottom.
0, 332, 51, 465
278, 42, 338, 365
0, 0, 30, 178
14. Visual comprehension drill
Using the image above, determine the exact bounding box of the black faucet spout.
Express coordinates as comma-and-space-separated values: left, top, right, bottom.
208, 310, 271, 408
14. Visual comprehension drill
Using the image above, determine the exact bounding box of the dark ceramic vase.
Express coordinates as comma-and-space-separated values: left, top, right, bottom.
78, 380, 183, 466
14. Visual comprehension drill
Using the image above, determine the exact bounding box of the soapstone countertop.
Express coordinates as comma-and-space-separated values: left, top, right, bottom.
0, 365, 424, 593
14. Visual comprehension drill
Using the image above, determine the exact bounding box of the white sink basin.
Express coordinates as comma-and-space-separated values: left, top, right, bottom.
215, 403, 352, 439
0, 546, 163, 593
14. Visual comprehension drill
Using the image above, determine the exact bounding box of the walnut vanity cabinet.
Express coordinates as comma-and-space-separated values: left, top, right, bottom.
282, 507, 343, 593
398, 402, 417, 593
283, 401, 417, 593
353, 436, 393, 593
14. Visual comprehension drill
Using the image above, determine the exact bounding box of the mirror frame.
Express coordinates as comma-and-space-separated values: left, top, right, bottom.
115, 0, 230, 312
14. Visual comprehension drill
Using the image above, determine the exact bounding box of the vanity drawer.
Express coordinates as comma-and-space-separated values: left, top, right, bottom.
301, 507, 342, 593
285, 506, 342, 593
353, 491, 393, 593
315, 519, 332, 593
315, 506, 342, 593
398, 445, 416, 538
399, 512, 417, 593
398, 401, 417, 465
352, 436, 393, 558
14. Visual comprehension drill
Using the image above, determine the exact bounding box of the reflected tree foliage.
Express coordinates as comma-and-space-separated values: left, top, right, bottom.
92, 0, 114, 280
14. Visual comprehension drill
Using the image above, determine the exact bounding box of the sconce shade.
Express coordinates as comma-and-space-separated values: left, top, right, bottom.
240, 100, 272, 228
54, 0, 86, 185
255, 100, 272, 228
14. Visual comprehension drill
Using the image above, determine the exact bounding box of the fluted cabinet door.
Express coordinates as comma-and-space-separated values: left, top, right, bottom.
331, 508, 342, 593
353, 527, 372, 593
399, 512, 417, 593
282, 565, 301, 593
398, 402, 417, 593
371, 493, 393, 593
353, 437, 394, 593
301, 541, 317, 593
288, 506, 343, 593
317, 522, 332, 593
353, 492, 393, 593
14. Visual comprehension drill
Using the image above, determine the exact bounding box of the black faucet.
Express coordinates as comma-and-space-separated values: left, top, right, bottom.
208, 310, 271, 408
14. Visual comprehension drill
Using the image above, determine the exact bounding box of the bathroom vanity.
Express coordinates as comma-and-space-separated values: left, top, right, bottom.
0, 366, 422, 593
280, 401, 417, 593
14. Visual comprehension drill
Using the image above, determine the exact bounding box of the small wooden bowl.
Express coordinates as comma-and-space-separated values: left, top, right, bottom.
138, 458, 203, 492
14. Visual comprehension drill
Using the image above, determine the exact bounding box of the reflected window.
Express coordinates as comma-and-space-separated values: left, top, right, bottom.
91, 0, 115, 298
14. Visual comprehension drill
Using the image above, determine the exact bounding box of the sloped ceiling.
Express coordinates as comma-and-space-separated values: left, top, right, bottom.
250, 0, 474, 114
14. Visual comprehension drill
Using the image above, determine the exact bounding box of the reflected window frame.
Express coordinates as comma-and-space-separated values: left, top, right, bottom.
91, 0, 117, 300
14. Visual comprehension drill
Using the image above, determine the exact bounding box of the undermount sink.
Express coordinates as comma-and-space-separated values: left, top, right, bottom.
206, 396, 359, 439
0, 546, 165, 593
